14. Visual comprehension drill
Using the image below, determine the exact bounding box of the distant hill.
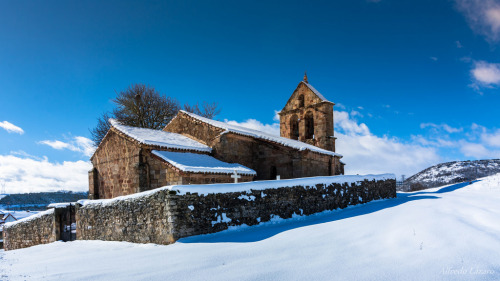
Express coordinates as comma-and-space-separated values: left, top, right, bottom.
0, 191, 88, 211
403, 159, 500, 191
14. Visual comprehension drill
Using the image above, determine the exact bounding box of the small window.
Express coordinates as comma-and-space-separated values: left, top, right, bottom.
298, 95, 305, 107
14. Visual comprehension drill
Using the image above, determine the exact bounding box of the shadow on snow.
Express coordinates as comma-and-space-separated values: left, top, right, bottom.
178, 181, 477, 244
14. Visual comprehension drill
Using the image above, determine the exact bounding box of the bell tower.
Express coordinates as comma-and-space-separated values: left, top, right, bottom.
279, 73, 336, 152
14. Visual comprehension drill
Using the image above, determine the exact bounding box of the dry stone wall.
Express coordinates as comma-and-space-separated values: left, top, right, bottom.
3, 209, 56, 251
76, 176, 396, 245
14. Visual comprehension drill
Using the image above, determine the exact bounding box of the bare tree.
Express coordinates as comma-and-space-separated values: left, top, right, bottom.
90, 84, 221, 146
90, 112, 113, 147
112, 84, 180, 129
201, 101, 221, 119
184, 101, 221, 119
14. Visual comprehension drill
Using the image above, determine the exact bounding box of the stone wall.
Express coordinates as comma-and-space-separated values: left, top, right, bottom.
163, 111, 225, 147
76, 175, 396, 245
91, 129, 142, 199
3, 209, 56, 251
3, 205, 77, 251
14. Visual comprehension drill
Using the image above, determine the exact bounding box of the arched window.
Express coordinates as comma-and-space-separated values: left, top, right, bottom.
290, 115, 299, 140
304, 111, 314, 140
298, 95, 305, 107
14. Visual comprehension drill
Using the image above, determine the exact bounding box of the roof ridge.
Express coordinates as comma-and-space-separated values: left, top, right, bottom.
107, 118, 212, 153
300, 81, 333, 103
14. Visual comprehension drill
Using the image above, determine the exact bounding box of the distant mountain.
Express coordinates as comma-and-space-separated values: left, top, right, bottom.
403, 159, 500, 191
0, 191, 88, 211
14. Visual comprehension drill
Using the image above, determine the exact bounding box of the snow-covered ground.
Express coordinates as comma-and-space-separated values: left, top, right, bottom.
2, 175, 500, 281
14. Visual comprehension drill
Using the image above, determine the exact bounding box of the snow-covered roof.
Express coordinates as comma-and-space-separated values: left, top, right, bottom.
110, 119, 211, 153
178, 111, 342, 158
300, 81, 332, 103
152, 150, 256, 176
3, 213, 16, 220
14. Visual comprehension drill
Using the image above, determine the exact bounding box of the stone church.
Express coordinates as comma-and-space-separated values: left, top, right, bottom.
89, 74, 345, 199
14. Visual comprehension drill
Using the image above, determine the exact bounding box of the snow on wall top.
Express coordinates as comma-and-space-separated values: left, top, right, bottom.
47, 202, 75, 208
300, 81, 332, 103
3, 208, 54, 228
78, 174, 394, 207
152, 150, 256, 175
110, 119, 211, 153
179, 111, 342, 158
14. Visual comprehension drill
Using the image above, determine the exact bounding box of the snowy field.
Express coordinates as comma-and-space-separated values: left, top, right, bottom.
2, 175, 500, 281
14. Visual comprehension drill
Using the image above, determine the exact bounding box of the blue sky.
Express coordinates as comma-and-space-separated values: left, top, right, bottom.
1, 0, 500, 193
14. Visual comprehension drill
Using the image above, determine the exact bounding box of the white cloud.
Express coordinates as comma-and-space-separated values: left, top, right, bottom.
224, 119, 280, 136
0, 154, 91, 193
486, 7, 500, 33
471, 61, 500, 86
10, 150, 45, 161
335, 132, 441, 177
456, 40, 464, 48
419, 122, 500, 159
350, 110, 364, 118
411, 135, 456, 148
420, 123, 463, 134
456, 0, 500, 41
459, 141, 500, 158
430, 57, 438, 61
335, 111, 370, 136
335, 103, 346, 110
0, 121, 24, 134
39, 140, 73, 150
273, 110, 280, 122
334, 112, 441, 177
74, 136, 96, 157
480, 129, 500, 147
39, 136, 96, 157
